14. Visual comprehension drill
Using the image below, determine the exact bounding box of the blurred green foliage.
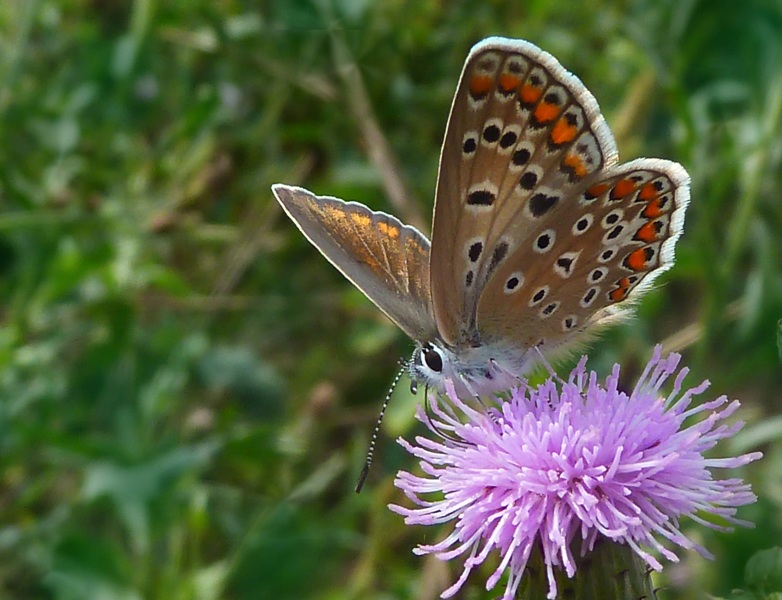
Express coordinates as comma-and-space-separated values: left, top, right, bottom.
0, 0, 781, 598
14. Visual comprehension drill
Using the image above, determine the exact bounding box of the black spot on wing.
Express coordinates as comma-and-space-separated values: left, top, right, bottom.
467, 190, 496, 206
488, 242, 509, 273
529, 193, 559, 217
468, 242, 483, 262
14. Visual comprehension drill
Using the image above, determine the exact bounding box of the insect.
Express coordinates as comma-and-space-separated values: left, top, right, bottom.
273, 36, 689, 399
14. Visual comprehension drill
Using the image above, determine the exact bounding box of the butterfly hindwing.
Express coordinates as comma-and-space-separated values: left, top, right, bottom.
272, 184, 437, 342
429, 37, 619, 347
475, 160, 690, 352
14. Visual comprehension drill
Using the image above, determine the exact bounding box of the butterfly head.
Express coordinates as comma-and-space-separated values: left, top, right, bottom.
409, 342, 450, 390
409, 340, 533, 397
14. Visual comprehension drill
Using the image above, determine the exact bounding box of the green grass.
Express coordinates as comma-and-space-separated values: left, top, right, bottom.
0, 1, 781, 598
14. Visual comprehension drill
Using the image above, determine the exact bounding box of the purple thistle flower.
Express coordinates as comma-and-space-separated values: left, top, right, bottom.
390, 347, 762, 600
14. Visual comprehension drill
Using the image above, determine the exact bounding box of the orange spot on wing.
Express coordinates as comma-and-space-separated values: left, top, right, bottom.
586, 183, 609, 199
346, 239, 380, 272
520, 83, 543, 105
359, 252, 381, 272
562, 154, 587, 178
498, 73, 521, 93
611, 179, 636, 199
642, 198, 664, 219
625, 248, 649, 271
634, 221, 660, 243
609, 277, 631, 302
322, 205, 348, 223
638, 182, 657, 201
534, 102, 560, 124
350, 212, 372, 227
551, 116, 578, 145
405, 238, 427, 257
377, 221, 400, 239
469, 75, 494, 97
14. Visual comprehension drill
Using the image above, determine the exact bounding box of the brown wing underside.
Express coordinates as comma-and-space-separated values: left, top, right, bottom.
476, 161, 690, 353
273, 184, 437, 342
429, 39, 619, 346
429, 38, 689, 355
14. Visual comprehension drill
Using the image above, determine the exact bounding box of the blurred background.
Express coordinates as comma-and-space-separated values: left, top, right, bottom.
1, 1, 781, 598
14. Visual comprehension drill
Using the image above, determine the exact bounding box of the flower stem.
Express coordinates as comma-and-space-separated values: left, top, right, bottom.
516, 538, 655, 599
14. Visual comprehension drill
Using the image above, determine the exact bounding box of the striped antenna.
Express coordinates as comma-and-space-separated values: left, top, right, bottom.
355, 362, 408, 493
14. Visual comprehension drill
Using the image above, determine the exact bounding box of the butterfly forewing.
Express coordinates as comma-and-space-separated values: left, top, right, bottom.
273, 185, 438, 342
430, 38, 620, 346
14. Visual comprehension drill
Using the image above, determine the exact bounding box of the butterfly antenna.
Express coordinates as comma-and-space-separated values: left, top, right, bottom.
355, 362, 407, 493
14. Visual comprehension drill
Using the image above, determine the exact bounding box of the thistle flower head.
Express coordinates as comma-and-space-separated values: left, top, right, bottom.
390, 347, 761, 599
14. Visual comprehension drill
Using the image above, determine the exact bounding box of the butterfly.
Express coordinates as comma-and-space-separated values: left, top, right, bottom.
272, 37, 689, 399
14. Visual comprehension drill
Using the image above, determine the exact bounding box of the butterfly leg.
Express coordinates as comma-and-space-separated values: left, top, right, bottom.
488, 358, 529, 395
457, 374, 491, 411
532, 345, 566, 385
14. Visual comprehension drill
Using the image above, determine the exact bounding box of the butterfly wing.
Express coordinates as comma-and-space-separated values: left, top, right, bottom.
429, 37, 620, 346
476, 160, 689, 353
272, 184, 437, 342
429, 37, 689, 355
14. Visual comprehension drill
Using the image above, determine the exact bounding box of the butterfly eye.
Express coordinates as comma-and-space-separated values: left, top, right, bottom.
422, 344, 444, 373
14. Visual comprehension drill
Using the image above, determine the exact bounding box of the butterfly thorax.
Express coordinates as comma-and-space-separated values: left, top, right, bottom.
410, 340, 533, 397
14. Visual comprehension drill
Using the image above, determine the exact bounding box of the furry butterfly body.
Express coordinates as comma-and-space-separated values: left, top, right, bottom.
273, 37, 689, 396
